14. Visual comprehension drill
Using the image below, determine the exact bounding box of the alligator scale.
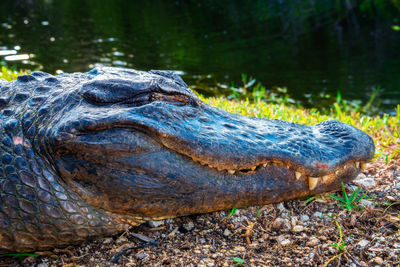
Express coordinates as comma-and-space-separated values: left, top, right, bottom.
0, 67, 374, 252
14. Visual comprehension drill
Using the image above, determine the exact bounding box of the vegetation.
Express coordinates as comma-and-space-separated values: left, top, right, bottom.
0, 66, 29, 80
330, 182, 367, 211
233, 257, 245, 266
323, 218, 347, 267
228, 208, 237, 217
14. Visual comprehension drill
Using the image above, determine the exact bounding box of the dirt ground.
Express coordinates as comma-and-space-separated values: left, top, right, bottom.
1, 159, 399, 267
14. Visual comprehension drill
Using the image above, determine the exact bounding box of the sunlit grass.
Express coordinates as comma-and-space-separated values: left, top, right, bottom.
0, 66, 29, 80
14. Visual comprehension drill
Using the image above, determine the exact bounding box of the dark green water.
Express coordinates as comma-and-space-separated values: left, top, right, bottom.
0, 0, 399, 113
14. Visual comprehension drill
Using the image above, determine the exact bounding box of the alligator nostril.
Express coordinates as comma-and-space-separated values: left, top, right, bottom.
222, 123, 238, 129
198, 117, 211, 123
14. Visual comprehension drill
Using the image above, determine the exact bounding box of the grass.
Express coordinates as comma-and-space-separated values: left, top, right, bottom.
331, 218, 346, 252
233, 257, 245, 266
323, 218, 346, 267
0, 66, 29, 80
228, 207, 237, 216
330, 182, 367, 211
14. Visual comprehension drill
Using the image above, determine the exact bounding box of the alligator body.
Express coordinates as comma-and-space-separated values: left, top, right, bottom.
0, 67, 374, 252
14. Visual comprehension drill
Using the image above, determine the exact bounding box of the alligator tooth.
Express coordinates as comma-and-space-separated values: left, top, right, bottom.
308, 177, 318, 190
295, 172, 302, 180
355, 162, 360, 168
251, 166, 256, 171
228, 170, 235, 175
263, 163, 267, 167
361, 162, 367, 169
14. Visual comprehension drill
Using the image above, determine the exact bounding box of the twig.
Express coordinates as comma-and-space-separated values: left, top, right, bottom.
323, 251, 345, 267
110, 238, 159, 264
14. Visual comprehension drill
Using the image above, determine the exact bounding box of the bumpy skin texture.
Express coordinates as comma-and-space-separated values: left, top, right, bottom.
0, 67, 374, 252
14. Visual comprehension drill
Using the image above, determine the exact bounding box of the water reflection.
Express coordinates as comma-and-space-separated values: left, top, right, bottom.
4, 54, 29, 61
0, 50, 17, 56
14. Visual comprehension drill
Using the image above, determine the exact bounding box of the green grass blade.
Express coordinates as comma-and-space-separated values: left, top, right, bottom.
349, 186, 361, 203
340, 182, 349, 203
330, 194, 345, 203
228, 207, 237, 216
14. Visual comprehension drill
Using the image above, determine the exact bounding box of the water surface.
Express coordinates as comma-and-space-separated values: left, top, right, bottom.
0, 0, 399, 112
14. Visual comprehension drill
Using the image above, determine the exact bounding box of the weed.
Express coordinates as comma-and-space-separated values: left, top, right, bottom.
0, 66, 29, 80
233, 257, 245, 266
228, 208, 237, 216
303, 196, 315, 204
323, 218, 346, 266
330, 182, 367, 211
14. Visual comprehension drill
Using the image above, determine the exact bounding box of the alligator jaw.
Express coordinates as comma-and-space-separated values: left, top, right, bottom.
53, 114, 372, 220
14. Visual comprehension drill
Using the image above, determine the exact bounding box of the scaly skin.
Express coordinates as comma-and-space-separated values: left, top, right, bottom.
0, 67, 374, 252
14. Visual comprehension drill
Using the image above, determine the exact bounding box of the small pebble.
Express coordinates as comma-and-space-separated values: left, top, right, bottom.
312, 212, 323, 219
353, 177, 376, 189
359, 199, 374, 208
306, 237, 319, 247
182, 221, 195, 232
357, 239, 370, 248
292, 225, 304, 232
300, 214, 310, 222
102, 237, 113, 244
276, 203, 288, 213
223, 228, 232, 236
148, 220, 165, 228
136, 253, 149, 260
276, 236, 291, 246
272, 217, 291, 231
234, 246, 246, 252
116, 236, 128, 244
291, 216, 298, 227
372, 256, 383, 265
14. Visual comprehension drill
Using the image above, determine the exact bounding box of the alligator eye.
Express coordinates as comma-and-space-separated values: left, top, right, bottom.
81, 78, 153, 104
81, 78, 192, 107
150, 92, 190, 105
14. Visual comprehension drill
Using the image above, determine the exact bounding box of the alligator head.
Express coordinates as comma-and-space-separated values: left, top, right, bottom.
37, 67, 375, 221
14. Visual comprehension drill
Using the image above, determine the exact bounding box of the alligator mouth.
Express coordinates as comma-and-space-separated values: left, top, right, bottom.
190, 157, 366, 190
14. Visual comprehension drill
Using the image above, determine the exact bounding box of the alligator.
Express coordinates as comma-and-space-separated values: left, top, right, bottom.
0, 67, 374, 252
